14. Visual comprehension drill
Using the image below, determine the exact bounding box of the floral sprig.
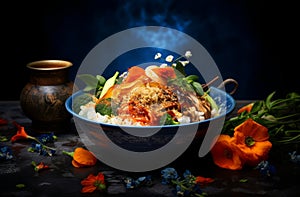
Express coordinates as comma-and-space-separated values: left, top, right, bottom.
161, 167, 211, 197
11, 121, 56, 156
154, 51, 192, 76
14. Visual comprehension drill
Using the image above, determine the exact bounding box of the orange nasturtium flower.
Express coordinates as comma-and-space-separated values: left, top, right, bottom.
81, 172, 106, 193
63, 147, 97, 168
11, 121, 31, 142
210, 134, 244, 170
211, 118, 272, 170
233, 118, 272, 166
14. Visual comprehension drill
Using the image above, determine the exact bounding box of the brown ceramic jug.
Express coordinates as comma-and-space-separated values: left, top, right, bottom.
20, 60, 74, 133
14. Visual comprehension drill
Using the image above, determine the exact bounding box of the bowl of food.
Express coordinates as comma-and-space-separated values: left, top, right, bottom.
65, 50, 237, 171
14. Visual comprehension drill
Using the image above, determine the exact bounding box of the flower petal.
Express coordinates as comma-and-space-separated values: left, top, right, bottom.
211, 135, 243, 170
11, 125, 29, 142
81, 185, 96, 193
237, 103, 254, 114
235, 141, 272, 166
234, 118, 269, 142
73, 147, 97, 166
81, 174, 97, 186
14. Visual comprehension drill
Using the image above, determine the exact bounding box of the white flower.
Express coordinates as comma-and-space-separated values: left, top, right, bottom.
179, 60, 189, 66
154, 53, 162, 60
165, 55, 174, 62
185, 51, 192, 58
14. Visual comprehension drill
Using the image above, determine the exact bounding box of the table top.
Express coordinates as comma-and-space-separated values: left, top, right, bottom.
0, 100, 299, 197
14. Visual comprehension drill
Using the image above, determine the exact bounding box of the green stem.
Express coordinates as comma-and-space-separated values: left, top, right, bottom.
271, 134, 300, 144
62, 150, 74, 158
27, 135, 56, 151
274, 113, 300, 120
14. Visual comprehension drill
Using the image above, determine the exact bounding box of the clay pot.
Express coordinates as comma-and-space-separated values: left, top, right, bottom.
20, 60, 74, 133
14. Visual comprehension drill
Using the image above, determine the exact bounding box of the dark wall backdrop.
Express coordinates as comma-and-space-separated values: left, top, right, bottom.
2, 0, 299, 100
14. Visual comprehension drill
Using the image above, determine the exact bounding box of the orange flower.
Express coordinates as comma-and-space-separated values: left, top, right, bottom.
81, 172, 106, 193
63, 147, 97, 168
11, 121, 30, 142
210, 134, 244, 170
233, 118, 272, 166
237, 102, 254, 114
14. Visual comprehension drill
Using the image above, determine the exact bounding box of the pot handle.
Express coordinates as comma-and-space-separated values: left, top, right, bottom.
217, 78, 239, 95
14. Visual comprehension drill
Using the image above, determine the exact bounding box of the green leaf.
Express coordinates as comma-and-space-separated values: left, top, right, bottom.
160, 113, 179, 125
96, 75, 106, 86
16, 184, 26, 188
265, 91, 276, 109
205, 93, 218, 112
192, 81, 204, 96
83, 85, 96, 92
250, 101, 264, 113
239, 178, 248, 183
95, 99, 112, 116
185, 75, 199, 83
77, 74, 98, 90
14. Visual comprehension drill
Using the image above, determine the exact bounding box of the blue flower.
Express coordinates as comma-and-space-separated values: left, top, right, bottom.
255, 160, 276, 177
38, 132, 56, 143
161, 167, 178, 184
0, 145, 13, 160
124, 175, 152, 189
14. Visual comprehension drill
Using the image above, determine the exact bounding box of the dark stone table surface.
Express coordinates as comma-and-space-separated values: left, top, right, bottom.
0, 100, 299, 197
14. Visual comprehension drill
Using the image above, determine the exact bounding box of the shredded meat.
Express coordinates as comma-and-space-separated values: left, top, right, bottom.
114, 81, 211, 125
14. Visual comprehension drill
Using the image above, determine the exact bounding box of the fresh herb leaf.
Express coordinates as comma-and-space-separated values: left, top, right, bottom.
95, 99, 112, 116
160, 113, 179, 125
192, 81, 204, 96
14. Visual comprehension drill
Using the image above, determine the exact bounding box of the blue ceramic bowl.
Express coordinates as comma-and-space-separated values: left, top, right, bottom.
65, 86, 235, 153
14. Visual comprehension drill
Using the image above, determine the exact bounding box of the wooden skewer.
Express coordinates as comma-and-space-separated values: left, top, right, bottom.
202, 76, 219, 89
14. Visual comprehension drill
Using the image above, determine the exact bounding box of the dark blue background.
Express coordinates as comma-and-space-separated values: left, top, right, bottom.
2, 0, 299, 100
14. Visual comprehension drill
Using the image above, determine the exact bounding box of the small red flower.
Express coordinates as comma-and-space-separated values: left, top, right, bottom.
0, 118, 8, 125
195, 176, 214, 185
81, 172, 106, 193
32, 161, 49, 172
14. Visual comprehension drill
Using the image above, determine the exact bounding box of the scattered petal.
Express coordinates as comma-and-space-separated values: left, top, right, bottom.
211, 135, 243, 170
